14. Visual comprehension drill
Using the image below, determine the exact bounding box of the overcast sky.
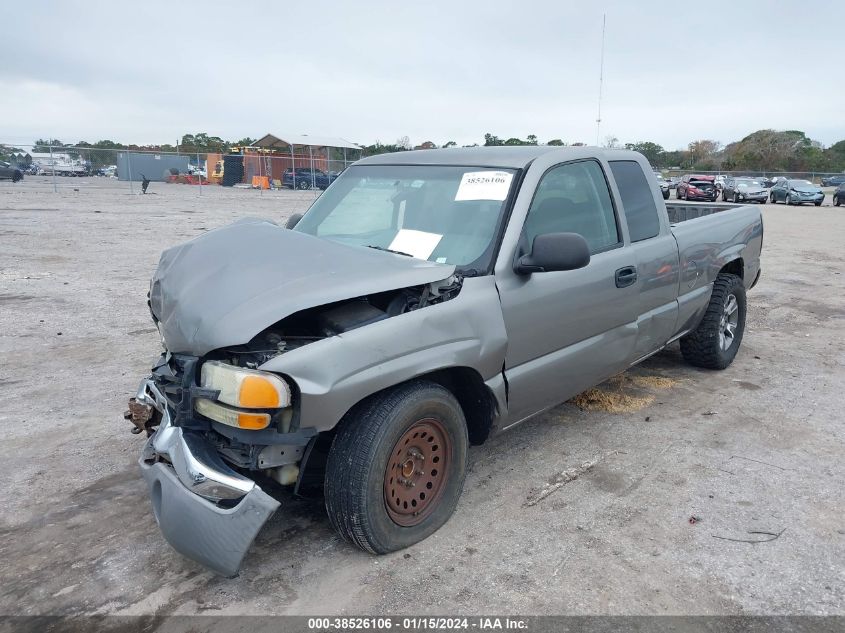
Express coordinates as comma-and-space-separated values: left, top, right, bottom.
3, 0, 844, 150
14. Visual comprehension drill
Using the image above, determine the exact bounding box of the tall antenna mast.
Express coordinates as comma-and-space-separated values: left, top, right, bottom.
596, 13, 606, 146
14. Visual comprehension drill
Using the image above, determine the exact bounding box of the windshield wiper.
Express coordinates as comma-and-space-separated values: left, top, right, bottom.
457, 268, 483, 277
365, 245, 413, 257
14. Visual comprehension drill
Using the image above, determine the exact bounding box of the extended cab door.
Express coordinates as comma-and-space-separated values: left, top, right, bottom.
495, 157, 639, 426
607, 159, 681, 361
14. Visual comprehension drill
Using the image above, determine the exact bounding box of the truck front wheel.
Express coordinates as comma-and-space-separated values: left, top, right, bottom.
680, 273, 747, 370
324, 381, 468, 554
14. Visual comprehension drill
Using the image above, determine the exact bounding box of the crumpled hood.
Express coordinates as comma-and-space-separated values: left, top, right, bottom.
149, 218, 455, 355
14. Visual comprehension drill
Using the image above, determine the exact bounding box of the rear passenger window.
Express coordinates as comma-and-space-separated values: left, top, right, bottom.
523, 160, 620, 254
609, 161, 661, 242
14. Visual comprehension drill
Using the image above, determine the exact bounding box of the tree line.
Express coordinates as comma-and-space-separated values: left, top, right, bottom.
363, 130, 845, 173
4, 129, 844, 174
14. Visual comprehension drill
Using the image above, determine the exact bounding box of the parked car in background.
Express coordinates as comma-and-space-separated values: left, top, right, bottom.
722, 177, 768, 203
769, 179, 824, 206
282, 167, 337, 190
714, 175, 726, 191
821, 174, 845, 187
677, 174, 718, 201
0, 161, 24, 182
833, 183, 844, 206
653, 173, 671, 199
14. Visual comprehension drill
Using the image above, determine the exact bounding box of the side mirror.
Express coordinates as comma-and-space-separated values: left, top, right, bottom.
285, 213, 303, 229
515, 232, 591, 275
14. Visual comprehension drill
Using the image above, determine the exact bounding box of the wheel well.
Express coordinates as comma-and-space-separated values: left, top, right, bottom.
295, 367, 498, 497
420, 367, 497, 445
719, 258, 743, 279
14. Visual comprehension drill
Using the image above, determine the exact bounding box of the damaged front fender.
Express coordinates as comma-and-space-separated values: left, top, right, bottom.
259, 276, 509, 432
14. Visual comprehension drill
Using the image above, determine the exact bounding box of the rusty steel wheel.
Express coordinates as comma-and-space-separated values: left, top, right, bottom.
384, 418, 451, 527
325, 381, 468, 554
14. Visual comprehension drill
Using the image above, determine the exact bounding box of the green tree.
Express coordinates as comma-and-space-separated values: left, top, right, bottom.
546, 139, 566, 146
483, 133, 503, 146
442, 141, 457, 148
34, 139, 63, 152
624, 141, 665, 166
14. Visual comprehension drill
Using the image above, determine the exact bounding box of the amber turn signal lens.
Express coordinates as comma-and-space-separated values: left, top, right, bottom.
239, 375, 281, 409
194, 398, 271, 430
236, 411, 272, 430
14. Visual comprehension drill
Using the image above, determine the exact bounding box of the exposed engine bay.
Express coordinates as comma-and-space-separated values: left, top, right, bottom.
211, 275, 464, 369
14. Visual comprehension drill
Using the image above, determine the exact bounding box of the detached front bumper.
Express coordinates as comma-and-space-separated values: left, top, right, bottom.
136, 379, 280, 577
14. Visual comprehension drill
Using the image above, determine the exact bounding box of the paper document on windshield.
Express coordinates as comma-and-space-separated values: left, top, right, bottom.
388, 229, 442, 260
454, 171, 513, 201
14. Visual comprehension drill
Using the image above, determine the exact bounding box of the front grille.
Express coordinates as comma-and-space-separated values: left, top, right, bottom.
150, 354, 210, 429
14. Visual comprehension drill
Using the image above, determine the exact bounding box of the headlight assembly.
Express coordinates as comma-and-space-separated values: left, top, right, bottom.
200, 361, 291, 409
195, 361, 292, 430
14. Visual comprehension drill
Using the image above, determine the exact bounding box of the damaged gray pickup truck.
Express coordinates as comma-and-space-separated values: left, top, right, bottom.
128, 146, 763, 576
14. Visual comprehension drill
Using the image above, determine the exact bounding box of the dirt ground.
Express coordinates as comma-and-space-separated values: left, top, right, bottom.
1, 176, 843, 616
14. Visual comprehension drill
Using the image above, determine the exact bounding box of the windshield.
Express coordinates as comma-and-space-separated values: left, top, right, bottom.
736, 179, 762, 188
790, 180, 815, 189
690, 180, 713, 187
294, 164, 518, 272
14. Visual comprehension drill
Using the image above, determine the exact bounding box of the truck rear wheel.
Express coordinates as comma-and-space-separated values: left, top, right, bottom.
680, 273, 746, 370
324, 381, 468, 554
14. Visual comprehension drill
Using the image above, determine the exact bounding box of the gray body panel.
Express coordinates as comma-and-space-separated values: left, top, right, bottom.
671, 204, 763, 333
139, 458, 279, 577
149, 218, 455, 355
259, 275, 508, 432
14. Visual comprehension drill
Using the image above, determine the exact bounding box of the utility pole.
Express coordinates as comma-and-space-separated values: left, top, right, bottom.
595, 13, 606, 146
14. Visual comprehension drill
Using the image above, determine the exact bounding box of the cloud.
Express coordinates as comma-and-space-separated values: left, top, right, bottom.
3, 0, 844, 147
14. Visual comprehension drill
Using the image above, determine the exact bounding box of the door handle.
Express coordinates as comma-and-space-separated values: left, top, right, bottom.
615, 266, 638, 288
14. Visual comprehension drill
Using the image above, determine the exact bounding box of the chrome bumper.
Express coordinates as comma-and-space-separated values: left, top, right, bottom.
136, 379, 280, 577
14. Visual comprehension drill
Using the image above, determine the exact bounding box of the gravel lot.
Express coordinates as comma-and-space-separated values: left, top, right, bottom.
1, 176, 843, 616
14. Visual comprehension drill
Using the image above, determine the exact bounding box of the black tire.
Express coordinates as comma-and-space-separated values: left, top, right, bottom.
297, 179, 311, 190
786, 194, 792, 206
12, 171, 22, 183
814, 201, 822, 207
324, 380, 468, 554
835, 195, 840, 207
734, 192, 740, 203
680, 273, 747, 370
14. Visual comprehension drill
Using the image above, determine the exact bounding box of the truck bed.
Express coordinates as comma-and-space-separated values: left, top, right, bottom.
665, 201, 742, 224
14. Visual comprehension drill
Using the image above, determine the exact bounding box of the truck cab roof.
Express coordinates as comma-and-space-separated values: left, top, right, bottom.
357, 146, 645, 169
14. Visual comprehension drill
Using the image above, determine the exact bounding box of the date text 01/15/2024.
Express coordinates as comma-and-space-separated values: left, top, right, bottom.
306, 617, 528, 630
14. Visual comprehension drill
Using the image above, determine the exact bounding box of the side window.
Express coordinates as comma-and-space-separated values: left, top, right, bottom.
609, 160, 661, 242
523, 160, 620, 254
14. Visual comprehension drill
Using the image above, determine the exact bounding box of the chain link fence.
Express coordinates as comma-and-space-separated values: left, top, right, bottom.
0, 143, 362, 196
4, 143, 843, 194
